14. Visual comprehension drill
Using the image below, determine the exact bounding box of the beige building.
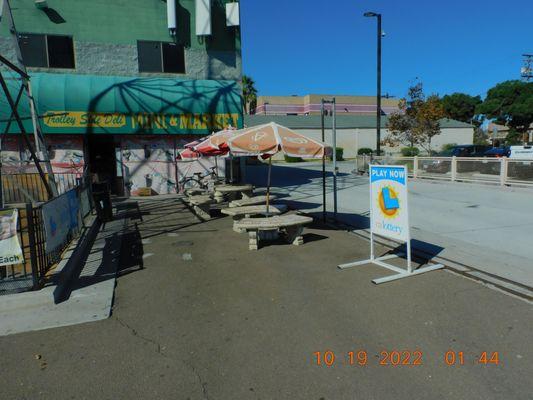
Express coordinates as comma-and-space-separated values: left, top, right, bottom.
244, 115, 474, 159
487, 123, 533, 144
253, 95, 399, 116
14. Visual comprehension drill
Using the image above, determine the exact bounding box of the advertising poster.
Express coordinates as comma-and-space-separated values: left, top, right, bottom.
369, 165, 410, 242
42, 189, 79, 254
0, 209, 24, 267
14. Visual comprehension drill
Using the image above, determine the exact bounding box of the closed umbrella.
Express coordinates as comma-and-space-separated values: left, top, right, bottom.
228, 122, 331, 213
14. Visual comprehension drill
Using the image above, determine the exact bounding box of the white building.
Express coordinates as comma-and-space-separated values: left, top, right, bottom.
244, 115, 474, 159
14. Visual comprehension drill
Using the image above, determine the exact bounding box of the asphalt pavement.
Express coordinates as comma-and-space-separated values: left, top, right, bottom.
244, 161, 533, 289
0, 197, 531, 399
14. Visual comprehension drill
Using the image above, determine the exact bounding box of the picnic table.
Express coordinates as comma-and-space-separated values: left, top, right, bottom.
213, 184, 253, 203
187, 195, 215, 220
221, 204, 288, 232
234, 214, 313, 250
229, 194, 277, 208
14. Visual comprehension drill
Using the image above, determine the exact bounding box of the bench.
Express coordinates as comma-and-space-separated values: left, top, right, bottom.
213, 184, 254, 203
221, 204, 288, 232
234, 214, 313, 250
229, 195, 277, 208
184, 188, 209, 197
188, 195, 215, 220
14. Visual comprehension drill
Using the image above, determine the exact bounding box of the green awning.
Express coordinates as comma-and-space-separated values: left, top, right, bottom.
0, 73, 243, 135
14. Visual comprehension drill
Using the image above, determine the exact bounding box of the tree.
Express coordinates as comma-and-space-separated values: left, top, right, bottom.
242, 75, 258, 115
441, 93, 483, 126
477, 80, 533, 143
387, 82, 445, 154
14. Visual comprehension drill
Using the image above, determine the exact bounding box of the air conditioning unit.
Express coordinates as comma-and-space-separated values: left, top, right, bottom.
226, 2, 240, 27
195, 0, 211, 36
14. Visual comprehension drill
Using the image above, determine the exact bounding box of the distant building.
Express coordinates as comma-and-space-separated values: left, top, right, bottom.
253, 94, 399, 116
487, 123, 533, 144
244, 115, 474, 158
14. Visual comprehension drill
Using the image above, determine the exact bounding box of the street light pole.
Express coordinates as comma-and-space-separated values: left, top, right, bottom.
364, 11, 382, 156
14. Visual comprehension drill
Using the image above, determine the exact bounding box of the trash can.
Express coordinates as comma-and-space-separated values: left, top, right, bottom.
92, 182, 113, 222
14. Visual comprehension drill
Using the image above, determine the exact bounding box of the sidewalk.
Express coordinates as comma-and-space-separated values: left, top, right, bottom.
0, 214, 126, 336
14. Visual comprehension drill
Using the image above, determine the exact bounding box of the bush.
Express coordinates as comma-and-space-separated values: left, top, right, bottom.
401, 147, 420, 156
327, 147, 344, 161
284, 155, 303, 163
441, 143, 458, 152
358, 147, 373, 155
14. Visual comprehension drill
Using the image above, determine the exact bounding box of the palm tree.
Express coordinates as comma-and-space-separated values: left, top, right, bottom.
242, 75, 258, 115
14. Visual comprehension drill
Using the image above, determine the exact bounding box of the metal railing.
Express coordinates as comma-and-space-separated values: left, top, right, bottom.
1, 172, 81, 204
0, 179, 93, 295
356, 155, 533, 187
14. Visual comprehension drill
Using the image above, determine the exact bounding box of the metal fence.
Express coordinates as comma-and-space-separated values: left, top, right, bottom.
1, 172, 81, 204
0, 181, 93, 295
356, 155, 533, 187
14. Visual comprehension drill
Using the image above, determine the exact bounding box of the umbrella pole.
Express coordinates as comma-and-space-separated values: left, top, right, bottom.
266, 156, 272, 215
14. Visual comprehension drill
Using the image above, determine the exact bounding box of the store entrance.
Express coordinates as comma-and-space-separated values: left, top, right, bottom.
87, 135, 123, 195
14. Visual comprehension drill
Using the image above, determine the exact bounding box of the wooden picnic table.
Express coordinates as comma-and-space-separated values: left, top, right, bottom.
213, 184, 253, 203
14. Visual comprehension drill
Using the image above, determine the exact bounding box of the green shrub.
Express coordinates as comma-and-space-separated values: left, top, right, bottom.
284, 155, 303, 163
327, 147, 344, 161
358, 147, 373, 155
441, 143, 458, 152
401, 147, 420, 156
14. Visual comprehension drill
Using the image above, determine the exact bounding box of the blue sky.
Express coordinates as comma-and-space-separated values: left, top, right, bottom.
240, 0, 533, 99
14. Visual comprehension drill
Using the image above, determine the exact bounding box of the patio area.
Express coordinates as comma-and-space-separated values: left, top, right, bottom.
0, 196, 531, 399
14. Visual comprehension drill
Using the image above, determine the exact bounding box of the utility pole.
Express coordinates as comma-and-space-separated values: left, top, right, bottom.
521, 54, 533, 82
364, 11, 382, 155
321, 99, 326, 222
0, 0, 58, 197
321, 98, 338, 221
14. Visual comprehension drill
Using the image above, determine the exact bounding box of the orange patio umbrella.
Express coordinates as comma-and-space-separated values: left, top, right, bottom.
228, 122, 331, 213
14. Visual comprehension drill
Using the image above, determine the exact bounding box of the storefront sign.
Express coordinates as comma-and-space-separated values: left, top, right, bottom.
43, 111, 241, 134
0, 209, 24, 267
369, 165, 410, 242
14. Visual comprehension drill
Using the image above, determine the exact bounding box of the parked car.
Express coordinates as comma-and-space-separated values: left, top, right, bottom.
423, 145, 492, 173
483, 146, 510, 158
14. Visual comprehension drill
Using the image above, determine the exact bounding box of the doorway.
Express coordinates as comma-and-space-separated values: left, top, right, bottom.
87, 135, 123, 195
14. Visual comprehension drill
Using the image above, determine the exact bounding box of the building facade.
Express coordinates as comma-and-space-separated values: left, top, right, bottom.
253, 94, 399, 116
0, 0, 243, 196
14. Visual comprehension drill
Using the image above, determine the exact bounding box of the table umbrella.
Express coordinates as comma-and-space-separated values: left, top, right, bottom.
227, 122, 331, 213
177, 148, 201, 160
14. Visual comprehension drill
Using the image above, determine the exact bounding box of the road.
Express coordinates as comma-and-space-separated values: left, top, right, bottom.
245, 161, 533, 288
0, 198, 531, 399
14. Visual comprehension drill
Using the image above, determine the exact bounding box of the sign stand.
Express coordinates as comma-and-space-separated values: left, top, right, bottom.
338, 165, 443, 284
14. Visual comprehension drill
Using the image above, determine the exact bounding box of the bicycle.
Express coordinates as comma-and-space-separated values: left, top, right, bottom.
180, 167, 223, 191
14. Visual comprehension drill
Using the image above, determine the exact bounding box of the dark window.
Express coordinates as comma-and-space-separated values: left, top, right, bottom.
47, 35, 75, 68
138, 41, 185, 74
162, 43, 185, 73
18, 33, 75, 69
137, 41, 162, 73
19, 33, 47, 67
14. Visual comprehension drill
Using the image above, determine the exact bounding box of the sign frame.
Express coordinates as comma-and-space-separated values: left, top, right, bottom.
338, 164, 443, 284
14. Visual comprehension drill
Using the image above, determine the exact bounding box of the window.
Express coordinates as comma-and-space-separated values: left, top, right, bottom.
137, 41, 185, 74
19, 33, 75, 69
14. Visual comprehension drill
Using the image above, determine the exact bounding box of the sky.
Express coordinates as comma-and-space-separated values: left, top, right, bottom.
240, 0, 533, 99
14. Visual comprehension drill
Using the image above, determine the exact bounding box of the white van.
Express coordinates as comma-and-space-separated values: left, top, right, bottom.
509, 145, 533, 159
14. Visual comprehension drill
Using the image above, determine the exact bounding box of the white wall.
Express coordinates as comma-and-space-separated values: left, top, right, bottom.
270, 127, 474, 159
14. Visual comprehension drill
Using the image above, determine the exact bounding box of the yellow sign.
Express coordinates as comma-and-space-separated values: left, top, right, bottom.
44, 112, 127, 128
43, 111, 240, 132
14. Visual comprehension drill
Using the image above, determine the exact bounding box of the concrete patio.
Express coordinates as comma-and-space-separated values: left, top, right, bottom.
0, 197, 531, 399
